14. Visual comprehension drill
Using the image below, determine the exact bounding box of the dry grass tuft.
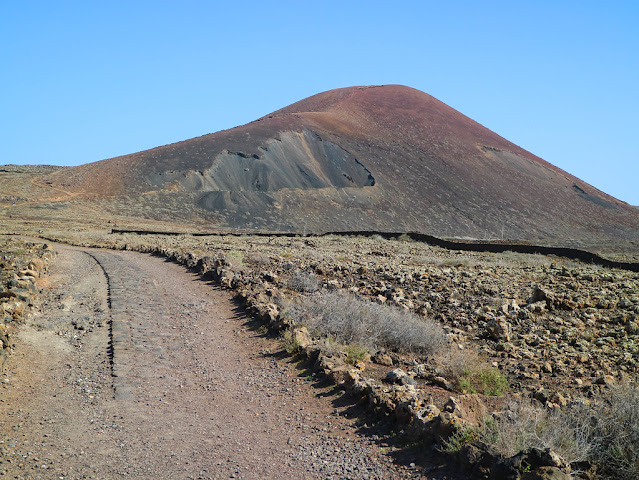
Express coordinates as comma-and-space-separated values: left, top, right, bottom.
438, 347, 508, 396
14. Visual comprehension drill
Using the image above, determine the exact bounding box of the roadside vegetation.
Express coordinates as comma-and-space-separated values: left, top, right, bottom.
442, 383, 639, 479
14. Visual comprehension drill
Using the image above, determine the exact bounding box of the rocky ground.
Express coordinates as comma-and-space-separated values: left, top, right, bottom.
2, 230, 638, 479
301, 238, 639, 405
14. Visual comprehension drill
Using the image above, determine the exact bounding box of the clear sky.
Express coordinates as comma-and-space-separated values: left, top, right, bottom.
2, 1, 638, 205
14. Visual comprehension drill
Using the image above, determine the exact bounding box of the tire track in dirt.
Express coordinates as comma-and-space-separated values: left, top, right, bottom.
89, 252, 176, 402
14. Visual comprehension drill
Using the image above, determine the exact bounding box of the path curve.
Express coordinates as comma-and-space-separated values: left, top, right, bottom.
0, 245, 431, 479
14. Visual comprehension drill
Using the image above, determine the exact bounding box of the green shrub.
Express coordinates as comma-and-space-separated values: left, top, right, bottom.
457, 367, 508, 396
441, 426, 479, 453
441, 348, 508, 396
344, 344, 369, 364
458, 375, 473, 394
280, 330, 300, 354
478, 369, 509, 396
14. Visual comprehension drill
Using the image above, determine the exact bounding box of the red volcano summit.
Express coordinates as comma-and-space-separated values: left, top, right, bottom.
46, 85, 639, 251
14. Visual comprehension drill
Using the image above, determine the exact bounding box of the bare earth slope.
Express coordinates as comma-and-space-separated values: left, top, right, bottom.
0, 243, 424, 479
42, 85, 639, 252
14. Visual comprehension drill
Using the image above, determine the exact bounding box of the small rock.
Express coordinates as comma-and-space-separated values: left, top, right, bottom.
486, 317, 511, 342
528, 286, 553, 305
521, 466, 572, 480
549, 392, 567, 408
372, 351, 395, 366
444, 396, 461, 415
431, 376, 453, 390
384, 368, 414, 385
595, 375, 615, 386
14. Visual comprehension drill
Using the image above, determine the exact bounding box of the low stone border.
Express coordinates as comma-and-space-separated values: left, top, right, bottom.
110, 228, 639, 273
0, 241, 56, 358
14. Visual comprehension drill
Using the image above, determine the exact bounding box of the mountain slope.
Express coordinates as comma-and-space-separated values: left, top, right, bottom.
44, 85, 639, 251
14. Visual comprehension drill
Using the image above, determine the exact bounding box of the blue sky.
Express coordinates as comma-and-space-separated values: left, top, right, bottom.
2, 1, 638, 205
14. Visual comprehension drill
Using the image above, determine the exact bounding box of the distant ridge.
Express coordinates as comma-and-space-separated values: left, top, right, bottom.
44, 85, 639, 252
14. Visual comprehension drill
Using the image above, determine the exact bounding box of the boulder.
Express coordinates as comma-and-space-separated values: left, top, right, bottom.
412, 404, 441, 428
459, 442, 502, 478
491, 448, 570, 480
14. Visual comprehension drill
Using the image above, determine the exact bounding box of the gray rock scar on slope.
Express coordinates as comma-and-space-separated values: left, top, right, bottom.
145, 129, 376, 213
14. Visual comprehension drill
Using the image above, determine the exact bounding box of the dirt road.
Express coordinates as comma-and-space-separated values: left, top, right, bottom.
0, 245, 429, 479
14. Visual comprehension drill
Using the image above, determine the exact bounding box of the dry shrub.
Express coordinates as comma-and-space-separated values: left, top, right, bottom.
589, 383, 639, 480
481, 399, 594, 465
245, 253, 270, 267
284, 291, 446, 355
479, 384, 639, 479
287, 269, 320, 293
438, 346, 479, 379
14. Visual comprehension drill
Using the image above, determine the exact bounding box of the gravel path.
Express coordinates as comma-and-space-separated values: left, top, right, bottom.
0, 246, 444, 479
